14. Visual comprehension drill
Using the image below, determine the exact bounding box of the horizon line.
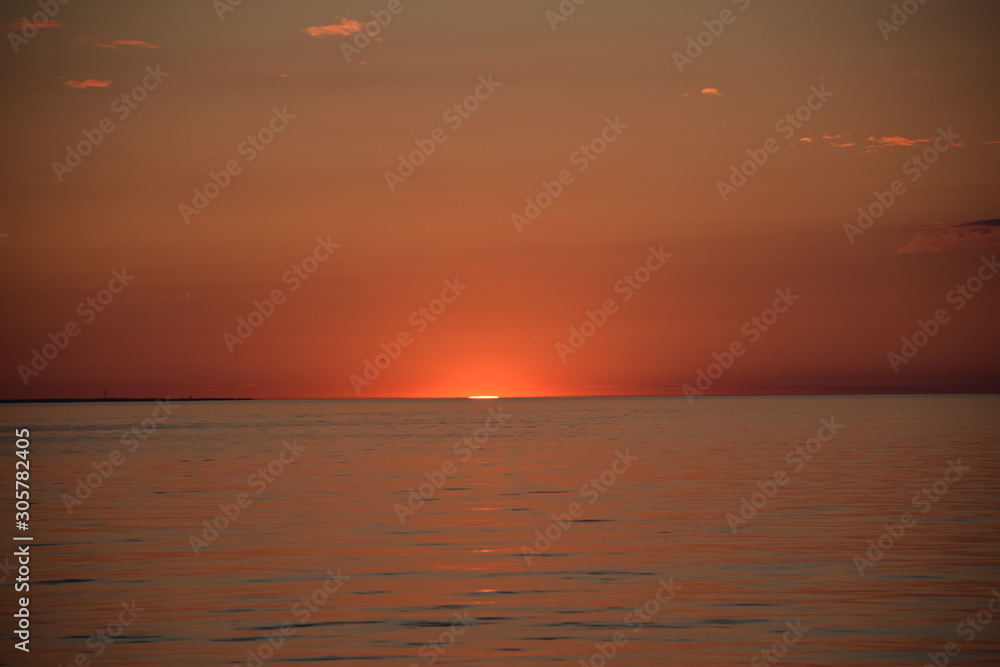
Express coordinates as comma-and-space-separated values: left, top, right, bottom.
3, 388, 1000, 404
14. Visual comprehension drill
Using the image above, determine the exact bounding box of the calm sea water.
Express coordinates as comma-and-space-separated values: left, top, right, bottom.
1, 396, 998, 666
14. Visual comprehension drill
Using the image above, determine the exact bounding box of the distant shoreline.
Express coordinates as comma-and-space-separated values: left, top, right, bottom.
0, 398, 253, 404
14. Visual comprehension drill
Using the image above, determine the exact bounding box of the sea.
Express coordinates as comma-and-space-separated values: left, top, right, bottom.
0, 395, 998, 666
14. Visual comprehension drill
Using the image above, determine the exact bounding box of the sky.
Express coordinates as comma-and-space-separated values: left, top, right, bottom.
1, 0, 998, 399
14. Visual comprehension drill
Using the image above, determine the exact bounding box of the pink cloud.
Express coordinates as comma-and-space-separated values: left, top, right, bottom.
302, 19, 367, 38
897, 220, 1000, 254
867, 136, 931, 148
64, 79, 112, 90
109, 39, 159, 49
801, 134, 856, 149
802, 132, 968, 153
804, 133, 961, 151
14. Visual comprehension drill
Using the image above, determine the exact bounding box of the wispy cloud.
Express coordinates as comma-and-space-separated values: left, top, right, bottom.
867, 135, 930, 148
823, 134, 855, 148
897, 219, 1000, 254
796, 133, 964, 152
700, 88, 722, 97
63, 79, 112, 90
302, 19, 368, 38
78, 37, 160, 49
801, 134, 855, 148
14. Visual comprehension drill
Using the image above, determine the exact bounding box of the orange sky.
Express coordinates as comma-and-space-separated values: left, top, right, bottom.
1, 0, 998, 399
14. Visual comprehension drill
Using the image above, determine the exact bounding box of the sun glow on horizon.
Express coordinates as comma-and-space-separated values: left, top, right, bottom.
467, 395, 500, 400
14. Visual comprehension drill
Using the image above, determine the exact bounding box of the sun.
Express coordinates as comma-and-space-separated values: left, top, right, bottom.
467, 395, 500, 400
